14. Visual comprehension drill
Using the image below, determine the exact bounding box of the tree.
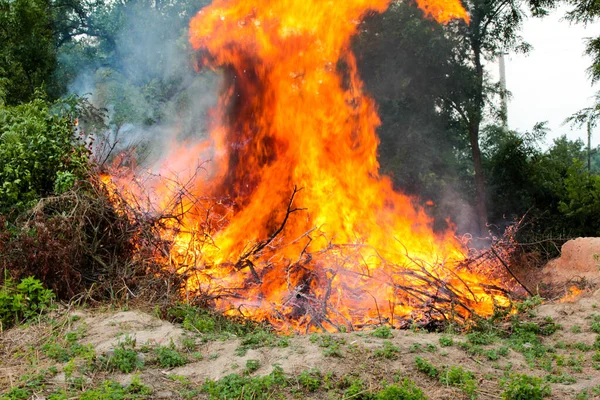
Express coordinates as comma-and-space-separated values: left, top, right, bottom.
0, 0, 56, 105
437, 0, 554, 234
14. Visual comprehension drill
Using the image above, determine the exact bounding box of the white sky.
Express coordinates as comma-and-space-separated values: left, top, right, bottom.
500, 6, 600, 147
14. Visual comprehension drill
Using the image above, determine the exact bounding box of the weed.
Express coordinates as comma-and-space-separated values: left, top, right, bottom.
78, 378, 152, 399
0, 276, 55, 329
573, 342, 592, 352
235, 329, 288, 356
572, 325, 582, 333
409, 343, 422, 353
545, 373, 576, 384
375, 341, 401, 360
374, 379, 426, 400
202, 365, 287, 400
244, 359, 260, 375
439, 365, 477, 399
371, 326, 393, 339
415, 357, 439, 378
501, 374, 551, 400
297, 368, 322, 392
467, 331, 496, 345
439, 336, 454, 347
425, 344, 437, 352
155, 344, 187, 368
343, 378, 371, 400
99, 337, 142, 373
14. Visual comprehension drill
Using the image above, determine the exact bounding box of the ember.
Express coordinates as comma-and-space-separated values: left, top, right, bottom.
104, 0, 520, 332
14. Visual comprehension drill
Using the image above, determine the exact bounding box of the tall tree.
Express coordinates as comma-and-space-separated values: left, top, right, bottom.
438, 0, 553, 234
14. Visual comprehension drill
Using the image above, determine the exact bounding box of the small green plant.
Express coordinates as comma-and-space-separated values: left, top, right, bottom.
371, 325, 393, 339
415, 357, 439, 378
374, 379, 426, 400
501, 374, 551, 400
467, 331, 496, 345
571, 325, 582, 333
545, 373, 576, 384
202, 365, 287, 400
297, 368, 322, 392
155, 343, 187, 368
439, 365, 477, 399
244, 359, 260, 375
375, 340, 401, 359
439, 336, 454, 347
100, 337, 142, 373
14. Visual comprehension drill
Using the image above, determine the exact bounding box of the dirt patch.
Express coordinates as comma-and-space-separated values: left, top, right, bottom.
79, 310, 184, 352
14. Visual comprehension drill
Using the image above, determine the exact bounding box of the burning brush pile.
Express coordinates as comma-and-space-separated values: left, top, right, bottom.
99, 0, 527, 332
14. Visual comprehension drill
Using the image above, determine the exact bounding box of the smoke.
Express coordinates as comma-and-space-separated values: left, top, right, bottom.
354, 2, 478, 236
61, 0, 220, 173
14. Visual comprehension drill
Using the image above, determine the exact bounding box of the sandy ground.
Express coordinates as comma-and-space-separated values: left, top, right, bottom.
1, 238, 600, 399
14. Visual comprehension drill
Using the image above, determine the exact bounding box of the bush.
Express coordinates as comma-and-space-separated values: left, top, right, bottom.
0, 97, 89, 215
0, 178, 175, 299
0, 276, 54, 328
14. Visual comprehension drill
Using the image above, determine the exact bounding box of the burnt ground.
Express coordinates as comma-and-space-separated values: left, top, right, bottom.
1, 285, 600, 400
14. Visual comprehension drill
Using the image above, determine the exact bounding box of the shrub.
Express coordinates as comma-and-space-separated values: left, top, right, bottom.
0, 276, 54, 328
0, 97, 89, 215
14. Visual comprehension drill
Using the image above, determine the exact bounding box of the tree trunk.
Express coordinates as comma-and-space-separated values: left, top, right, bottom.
468, 118, 487, 235
470, 40, 488, 235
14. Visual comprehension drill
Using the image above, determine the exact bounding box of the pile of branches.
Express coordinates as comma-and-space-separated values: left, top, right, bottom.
0, 175, 182, 305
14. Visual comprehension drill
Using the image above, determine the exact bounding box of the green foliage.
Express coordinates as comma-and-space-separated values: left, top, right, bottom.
374, 379, 426, 400
375, 341, 401, 360
0, 276, 54, 328
78, 378, 152, 400
371, 325, 393, 339
501, 374, 551, 400
439, 366, 477, 399
0, 97, 89, 214
439, 336, 454, 347
0, 0, 55, 105
155, 344, 187, 368
202, 365, 287, 400
244, 359, 260, 375
415, 357, 439, 378
100, 337, 143, 373
297, 369, 322, 392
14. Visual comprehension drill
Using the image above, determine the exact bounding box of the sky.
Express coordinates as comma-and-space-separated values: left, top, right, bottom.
502, 6, 600, 147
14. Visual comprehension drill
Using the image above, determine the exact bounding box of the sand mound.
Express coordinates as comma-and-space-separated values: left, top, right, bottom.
542, 237, 600, 284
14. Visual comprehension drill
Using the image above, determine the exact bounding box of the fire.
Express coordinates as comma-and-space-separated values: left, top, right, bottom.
104, 0, 518, 332
560, 286, 583, 303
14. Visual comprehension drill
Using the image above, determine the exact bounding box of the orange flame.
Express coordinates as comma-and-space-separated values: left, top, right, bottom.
104, 0, 518, 332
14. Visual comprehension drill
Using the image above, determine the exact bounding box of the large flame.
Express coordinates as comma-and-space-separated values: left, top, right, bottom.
106, 0, 516, 332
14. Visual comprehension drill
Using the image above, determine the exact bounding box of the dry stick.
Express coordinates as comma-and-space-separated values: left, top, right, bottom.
490, 247, 534, 297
